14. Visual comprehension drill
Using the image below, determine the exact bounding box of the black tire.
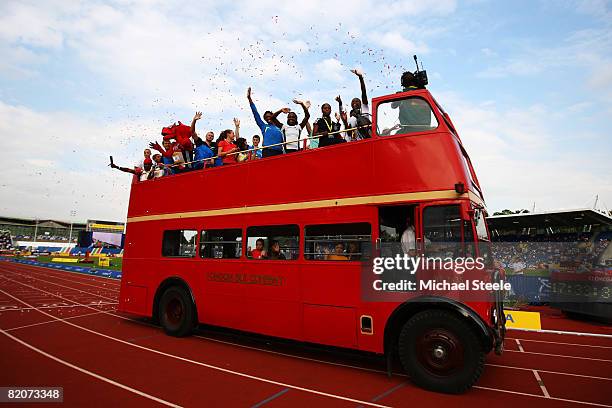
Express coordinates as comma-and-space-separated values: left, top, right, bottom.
158, 286, 195, 337
398, 309, 485, 394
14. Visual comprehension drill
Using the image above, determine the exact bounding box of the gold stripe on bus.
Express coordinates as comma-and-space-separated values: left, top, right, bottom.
127, 189, 482, 224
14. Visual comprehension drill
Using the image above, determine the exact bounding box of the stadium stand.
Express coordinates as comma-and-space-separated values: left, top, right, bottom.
0, 230, 15, 251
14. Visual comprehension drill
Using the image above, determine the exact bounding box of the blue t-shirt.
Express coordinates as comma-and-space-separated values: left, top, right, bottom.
193, 144, 213, 169
250, 102, 283, 152
249, 145, 263, 159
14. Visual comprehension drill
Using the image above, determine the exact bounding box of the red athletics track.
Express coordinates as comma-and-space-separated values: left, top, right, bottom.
0, 260, 611, 408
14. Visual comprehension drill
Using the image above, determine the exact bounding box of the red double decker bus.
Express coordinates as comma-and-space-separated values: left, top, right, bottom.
119, 84, 505, 393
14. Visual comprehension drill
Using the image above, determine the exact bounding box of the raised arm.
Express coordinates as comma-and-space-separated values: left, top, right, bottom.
247, 87, 266, 132
272, 107, 289, 128
335, 95, 343, 113
191, 112, 204, 145
233, 118, 240, 139
298, 102, 310, 129
351, 69, 368, 104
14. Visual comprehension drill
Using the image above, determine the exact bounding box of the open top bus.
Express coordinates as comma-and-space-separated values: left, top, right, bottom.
118, 77, 505, 394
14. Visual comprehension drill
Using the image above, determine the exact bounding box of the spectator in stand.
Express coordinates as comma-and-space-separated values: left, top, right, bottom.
247, 87, 284, 157
110, 158, 160, 181
217, 119, 240, 165
250, 135, 263, 159
249, 238, 266, 259
265, 240, 286, 260
271, 99, 311, 154
313, 103, 343, 147
346, 68, 371, 140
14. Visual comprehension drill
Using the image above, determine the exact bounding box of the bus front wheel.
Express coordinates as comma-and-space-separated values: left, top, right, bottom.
398, 309, 485, 394
159, 286, 195, 337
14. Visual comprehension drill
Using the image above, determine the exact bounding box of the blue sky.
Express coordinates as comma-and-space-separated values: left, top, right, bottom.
1, 0, 611, 221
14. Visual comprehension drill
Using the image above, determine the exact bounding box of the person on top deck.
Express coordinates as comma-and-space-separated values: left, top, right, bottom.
151, 154, 170, 176
271, 99, 311, 154
149, 139, 185, 174
247, 87, 284, 158
346, 68, 372, 140
217, 119, 240, 165
250, 135, 263, 159
313, 103, 343, 147
391, 71, 432, 134
190, 111, 215, 169
110, 158, 161, 181
135, 148, 152, 169
235, 137, 251, 162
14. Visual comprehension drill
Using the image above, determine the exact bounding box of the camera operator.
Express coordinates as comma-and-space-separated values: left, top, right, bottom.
390, 71, 433, 134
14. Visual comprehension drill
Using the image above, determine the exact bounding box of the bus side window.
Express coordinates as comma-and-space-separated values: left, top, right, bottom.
200, 229, 242, 259
246, 225, 299, 260
304, 223, 371, 261
162, 230, 197, 257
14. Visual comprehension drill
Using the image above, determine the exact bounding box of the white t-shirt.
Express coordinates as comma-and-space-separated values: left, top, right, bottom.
401, 226, 416, 255
348, 101, 370, 130
282, 124, 302, 150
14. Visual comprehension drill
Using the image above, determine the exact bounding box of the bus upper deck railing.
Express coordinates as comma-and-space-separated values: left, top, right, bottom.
163, 124, 372, 170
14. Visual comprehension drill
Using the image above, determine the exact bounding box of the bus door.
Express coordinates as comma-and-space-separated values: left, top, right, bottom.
378, 205, 421, 257
377, 205, 421, 298
418, 203, 468, 299
300, 221, 373, 348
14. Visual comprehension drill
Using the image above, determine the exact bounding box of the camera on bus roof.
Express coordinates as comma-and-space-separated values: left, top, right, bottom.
401, 55, 428, 89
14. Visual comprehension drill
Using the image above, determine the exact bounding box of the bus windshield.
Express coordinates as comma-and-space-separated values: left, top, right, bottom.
377, 96, 438, 136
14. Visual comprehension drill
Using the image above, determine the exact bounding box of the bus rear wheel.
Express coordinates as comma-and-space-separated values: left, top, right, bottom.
398, 309, 485, 394
159, 286, 195, 337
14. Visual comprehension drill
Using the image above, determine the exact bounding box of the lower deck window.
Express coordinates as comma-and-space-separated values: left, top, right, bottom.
246, 225, 299, 260
200, 229, 242, 259
305, 223, 372, 261
162, 230, 197, 257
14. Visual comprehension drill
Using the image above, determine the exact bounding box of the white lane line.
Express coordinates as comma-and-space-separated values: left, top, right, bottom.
486, 364, 612, 382
0, 272, 117, 302
14, 266, 121, 292
7, 270, 612, 384
505, 349, 612, 363
509, 328, 612, 339
507, 337, 612, 349
474, 386, 612, 408
6, 310, 109, 332
0, 328, 182, 407
0, 286, 391, 408
515, 339, 525, 352
23, 271, 119, 293
0, 302, 117, 312
532, 369, 550, 398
